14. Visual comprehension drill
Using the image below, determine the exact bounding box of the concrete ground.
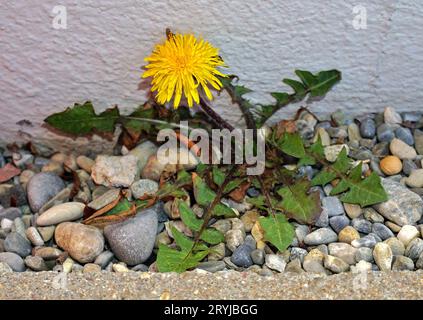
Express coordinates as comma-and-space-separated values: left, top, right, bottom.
0, 270, 422, 300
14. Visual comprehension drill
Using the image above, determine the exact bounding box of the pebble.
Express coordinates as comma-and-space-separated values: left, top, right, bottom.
390, 138, 417, 160
414, 129, 423, 155
372, 142, 390, 157
343, 203, 362, 219
1, 218, 13, 230
395, 127, 414, 145
384, 107, 402, 124
289, 247, 308, 263
34, 247, 63, 260
104, 207, 158, 266
250, 249, 265, 265
324, 144, 349, 162
0, 262, 13, 273
36, 202, 85, 226
372, 223, 394, 240
91, 155, 139, 188
225, 229, 245, 252
359, 118, 376, 138
265, 254, 286, 273
385, 221, 402, 233
113, 263, 130, 273
383, 237, 405, 256
25, 227, 44, 246
314, 209, 328, 228
0, 252, 25, 272
230, 243, 254, 268
37, 226, 55, 242
24, 256, 48, 271
294, 224, 309, 243
328, 243, 357, 265
131, 264, 149, 272
324, 255, 349, 273
26, 172, 65, 213
87, 189, 120, 210
363, 208, 384, 223
303, 249, 327, 274
348, 123, 361, 141
402, 159, 417, 176
62, 257, 74, 273
351, 234, 378, 248
4, 232, 31, 257
207, 243, 226, 261
373, 178, 423, 226
397, 225, 420, 246
338, 226, 360, 244
322, 197, 344, 217
55, 222, 105, 263
211, 220, 232, 235
130, 179, 159, 199
329, 215, 350, 233
304, 228, 337, 246
392, 255, 414, 271
377, 124, 395, 142
197, 261, 226, 273
285, 259, 304, 273
380, 156, 402, 175
94, 250, 114, 269
404, 238, 423, 260
405, 169, 423, 188
352, 218, 372, 234
129, 141, 159, 171
76, 155, 95, 173
351, 260, 372, 273
83, 263, 102, 273
373, 243, 393, 271
354, 247, 374, 263
240, 211, 260, 232
0, 207, 22, 221
315, 128, 331, 146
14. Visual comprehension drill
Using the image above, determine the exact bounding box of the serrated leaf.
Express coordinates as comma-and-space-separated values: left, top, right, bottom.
277, 180, 322, 224
156, 170, 192, 198
104, 198, 132, 216
271, 92, 290, 105
234, 85, 252, 97
212, 167, 225, 186
259, 214, 294, 252
44, 101, 119, 135
200, 228, 224, 245
282, 79, 306, 99
295, 69, 341, 97
311, 168, 337, 186
277, 132, 305, 158
332, 147, 351, 173
156, 244, 209, 273
179, 200, 202, 232
171, 226, 195, 252
122, 106, 156, 133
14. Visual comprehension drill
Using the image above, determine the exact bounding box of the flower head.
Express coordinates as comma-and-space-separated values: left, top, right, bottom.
142, 32, 226, 108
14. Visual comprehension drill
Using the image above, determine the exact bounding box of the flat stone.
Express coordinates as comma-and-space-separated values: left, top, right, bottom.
130, 179, 159, 199
405, 169, 423, 188
329, 215, 350, 233
390, 138, 417, 160
328, 242, 357, 265
338, 226, 360, 244
304, 228, 338, 245
34, 247, 63, 260
397, 225, 420, 246
363, 208, 385, 223
104, 208, 158, 266
0, 252, 25, 272
0, 207, 22, 221
4, 232, 31, 258
372, 223, 394, 240
343, 203, 362, 219
395, 127, 414, 145
26, 173, 65, 213
87, 188, 120, 210
383, 237, 405, 256
24, 256, 48, 271
354, 247, 374, 263
373, 178, 423, 226
36, 202, 85, 226
197, 261, 226, 273
377, 124, 395, 142
91, 155, 139, 188
384, 107, 402, 124
83, 263, 102, 273
55, 222, 104, 263
405, 238, 423, 260
373, 243, 393, 271
360, 118, 376, 139
37, 226, 55, 242
324, 255, 349, 273
351, 234, 378, 248
322, 197, 345, 217
352, 218, 372, 234
265, 254, 286, 273
392, 255, 414, 271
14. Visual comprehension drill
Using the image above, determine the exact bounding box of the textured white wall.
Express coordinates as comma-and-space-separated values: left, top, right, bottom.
0, 0, 422, 152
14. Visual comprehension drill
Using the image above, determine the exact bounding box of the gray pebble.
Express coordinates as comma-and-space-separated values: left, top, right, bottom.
360, 118, 376, 139
131, 264, 149, 272
329, 215, 350, 233
377, 124, 395, 143
0, 252, 25, 272
304, 228, 338, 246
231, 243, 254, 267
290, 247, 308, 263
26, 172, 65, 213
94, 250, 115, 269
403, 159, 417, 176
352, 218, 372, 234
197, 261, 226, 273
351, 234, 378, 248
315, 210, 329, 228
250, 249, 265, 265
4, 232, 32, 257
322, 197, 345, 217
395, 127, 414, 146
355, 247, 374, 263
392, 255, 414, 271
372, 223, 394, 240
405, 238, 423, 261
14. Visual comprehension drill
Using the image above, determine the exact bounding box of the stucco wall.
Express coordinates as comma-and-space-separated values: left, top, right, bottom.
0, 0, 422, 152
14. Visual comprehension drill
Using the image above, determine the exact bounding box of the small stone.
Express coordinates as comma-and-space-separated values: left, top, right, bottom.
402, 159, 417, 176
37, 226, 55, 242
372, 223, 394, 240
38, 186, 72, 214
25, 227, 44, 246
304, 228, 337, 245
290, 247, 308, 263
131, 264, 149, 272
4, 232, 31, 257
328, 242, 357, 265
390, 138, 417, 160
1, 218, 13, 230
351, 260, 372, 273
348, 123, 361, 142
27, 172, 65, 213
352, 218, 372, 234
265, 254, 286, 273
405, 169, 423, 188
87, 189, 120, 210
363, 208, 384, 223
222, 198, 252, 214
377, 124, 395, 142
141, 155, 166, 181
397, 225, 420, 246
303, 249, 327, 274
417, 253, 423, 269
197, 261, 226, 273
344, 203, 362, 219
76, 156, 95, 173
113, 263, 130, 273
34, 247, 63, 260
207, 243, 226, 261
250, 249, 265, 265
385, 221, 402, 233
294, 224, 309, 243
0, 252, 25, 272
24, 256, 48, 271
211, 219, 232, 235
285, 259, 304, 273
355, 247, 374, 263
414, 129, 423, 155
104, 207, 158, 265
322, 197, 344, 217
314, 128, 331, 146
225, 229, 245, 252
373, 178, 423, 226
392, 255, 414, 271
240, 210, 260, 232
324, 255, 349, 273
324, 144, 349, 162
62, 257, 74, 273
314, 209, 328, 228
395, 127, 414, 145
128, 141, 158, 171
36, 202, 85, 226
338, 226, 361, 244
329, 215, 350, 233
384, 107, 402, 124
380, 156, 402, 175
372, 142, 390, 157
373, 243, 393, 271
360, 118, 376, 139
231, 243, 254, 268
55, 222, 104, 263
83, 263, 102, 273
351, 234, 378, 248
41, 161, 64, 175
404, 238, 423, 260
316, 244, 329, 255
0, 262, 13, 273
383, 237, 405, 256
94, 250, 114, 269
91, 155, 139, 188
0, 207, 22, 222
130, 179, 159, 199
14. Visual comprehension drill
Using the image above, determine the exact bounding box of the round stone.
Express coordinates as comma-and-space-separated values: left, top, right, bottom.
373, 243, 393, 271
405, 169, 423, 188
24, 256, 48, 271
338, 226, 360, 244
372, 223, 394, 240
55, 222, 104, 263
94, 250, 114, 269
4, 232, 32, 258
0, 252, 25, 272
352, 218, 372, 234
397, 225, 420, 246
390, 138, 417, 160
231, 243, 254, 268
27, 172, 65, 213
383, 237, 405, 256
250, 249, 265, 265
329, 215, 350, 233
324, 255, 349, 273
395, 127, 414, 145
343, 203, 362, 219
322, 197, 345, 217
83, 263, 102, 273
360, 118, 376, 139
405, 238, 423, 261
392, 255, 414, 271
130, 179, 159, 199
380, 156, 402, 175
304, 228, 338, 246
36, 202, 85, 227
377, 124, 395, 142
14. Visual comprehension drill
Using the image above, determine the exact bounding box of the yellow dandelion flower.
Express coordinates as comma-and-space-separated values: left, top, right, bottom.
142, 32, 226, 108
